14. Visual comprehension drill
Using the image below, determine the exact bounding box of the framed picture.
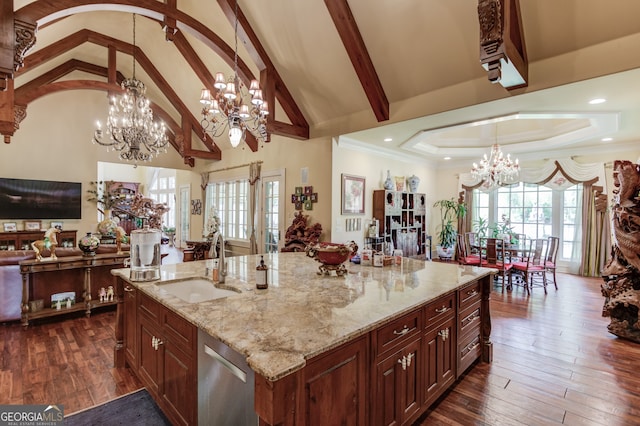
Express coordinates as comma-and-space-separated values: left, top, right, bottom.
304, 199, 313, 210
3, 222, 17, 232
24, 220, 41, 231
304, 186, 313, 195
295, 201, 303, 210
295, 186, 303, 195
310, 193, 318, 202
50, 221, 63, 229
341, 174, 365, 215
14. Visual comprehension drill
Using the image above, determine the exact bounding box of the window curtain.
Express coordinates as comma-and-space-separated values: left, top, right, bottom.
579, 185, 610, 276
248, 162, 262, 254
460, 158, 609, 276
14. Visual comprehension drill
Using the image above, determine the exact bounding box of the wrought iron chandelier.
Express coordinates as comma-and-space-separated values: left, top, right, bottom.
471, 125, 519, 187
199, 0, 269, 148
92, 14, 168, 166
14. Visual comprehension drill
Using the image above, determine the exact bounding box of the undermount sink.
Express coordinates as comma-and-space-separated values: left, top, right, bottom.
157, 278, 239, 303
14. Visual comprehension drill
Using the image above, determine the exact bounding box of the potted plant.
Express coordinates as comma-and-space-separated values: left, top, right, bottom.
433, 198, 467, 259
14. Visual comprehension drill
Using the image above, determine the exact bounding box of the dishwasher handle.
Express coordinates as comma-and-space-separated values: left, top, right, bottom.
203, 344, 247, 383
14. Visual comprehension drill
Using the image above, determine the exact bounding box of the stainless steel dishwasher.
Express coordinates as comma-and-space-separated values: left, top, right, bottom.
198, 329, 258, 425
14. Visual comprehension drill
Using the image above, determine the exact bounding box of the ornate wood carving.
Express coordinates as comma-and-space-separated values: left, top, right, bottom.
478, 0, 528, 90
14, 19, 37, 72
601, 160, 640, 342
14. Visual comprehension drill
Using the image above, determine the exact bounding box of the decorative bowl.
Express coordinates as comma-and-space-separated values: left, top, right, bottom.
306, 241, 358, 276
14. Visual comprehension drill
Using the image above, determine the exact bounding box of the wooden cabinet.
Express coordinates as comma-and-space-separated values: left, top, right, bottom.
373, 309, 422, 426
373, 190, 428, 257
302, 335, 368, 425
135, 292, 197, 426
457, 280, 483, 377
0, 230, 76, 250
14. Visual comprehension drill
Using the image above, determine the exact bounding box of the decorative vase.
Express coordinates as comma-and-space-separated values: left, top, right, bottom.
383, 170, 394, 190
407, 175, 420, 193
78, 232, 100, 256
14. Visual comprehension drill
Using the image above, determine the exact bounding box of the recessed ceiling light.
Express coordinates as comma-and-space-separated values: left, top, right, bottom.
383, 137, 393, 142
443, 156, 451, 160
601, 137, 613, 142
589, 98, 606, 105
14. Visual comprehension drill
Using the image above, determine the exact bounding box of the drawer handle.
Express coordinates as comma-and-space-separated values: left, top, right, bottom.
397, 356, 406, 370
124, 286, 135, 292
435, 306, 449, 314
466, 289, 478, 297
462, 339, 480, 357
393, 326, 410, 336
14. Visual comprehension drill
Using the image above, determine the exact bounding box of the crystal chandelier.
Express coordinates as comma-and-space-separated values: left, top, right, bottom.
471, 125, 519, 187
92, 14, 168, 166
199, 0, 269, 148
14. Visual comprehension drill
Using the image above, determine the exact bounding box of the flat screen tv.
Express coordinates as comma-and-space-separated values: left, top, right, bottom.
0, 178, 82, 219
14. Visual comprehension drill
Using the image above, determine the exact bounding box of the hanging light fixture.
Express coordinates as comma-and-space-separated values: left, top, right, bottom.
199, 0, 269, 148
471, 123, 519, 187
92, 14, 169, 166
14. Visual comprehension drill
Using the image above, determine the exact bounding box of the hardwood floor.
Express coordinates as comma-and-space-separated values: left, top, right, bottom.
2, 263, 639, 424
418, 273, 640, 426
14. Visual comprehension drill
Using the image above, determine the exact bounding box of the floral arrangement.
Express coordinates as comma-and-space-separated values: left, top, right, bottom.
204, 207, 220, 238
86, 180, 123, 213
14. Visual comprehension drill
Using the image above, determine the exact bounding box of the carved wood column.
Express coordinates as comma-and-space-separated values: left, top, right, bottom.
478, 0, 528, 90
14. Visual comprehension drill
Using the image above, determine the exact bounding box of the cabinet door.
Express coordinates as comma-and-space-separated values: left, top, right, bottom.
374, 338, 421, 426
423, 317, 456, 407
303, 336, 368, 426
123, 285, 137, 368
162, 340, 196, 426
138, 314, 162, 397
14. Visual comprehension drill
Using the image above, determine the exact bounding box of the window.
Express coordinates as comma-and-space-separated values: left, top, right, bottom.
471, 182, 583, 266
206, 179, 249, 241
149, 174, 175, 228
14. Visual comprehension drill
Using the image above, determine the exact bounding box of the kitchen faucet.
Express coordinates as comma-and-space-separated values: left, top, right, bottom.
209, 231, 227, 283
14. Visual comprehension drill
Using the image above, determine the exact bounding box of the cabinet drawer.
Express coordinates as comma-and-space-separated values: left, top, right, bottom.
458, 281, 481, 312
163, 307, 196, 352
376, 310, 421, 357
458, 301, 481, 339
138, 292, 162, 320
457, 330, 481, 378
424, 293, 455, 327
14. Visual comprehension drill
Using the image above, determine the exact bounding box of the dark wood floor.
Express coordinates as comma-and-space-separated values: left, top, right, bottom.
2, 260, 639, 424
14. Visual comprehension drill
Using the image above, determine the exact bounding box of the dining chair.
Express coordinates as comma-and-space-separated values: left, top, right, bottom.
456, 234, 481, 266
512, 238, 547, 295
480, 238, 513, 292
545, 236, 560, 290
465, 232, 479, 255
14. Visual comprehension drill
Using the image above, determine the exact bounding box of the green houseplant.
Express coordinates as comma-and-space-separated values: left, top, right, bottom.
433, 198, 467, 259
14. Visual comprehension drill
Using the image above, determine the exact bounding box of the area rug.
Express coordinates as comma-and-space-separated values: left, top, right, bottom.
65, 389, 171, 425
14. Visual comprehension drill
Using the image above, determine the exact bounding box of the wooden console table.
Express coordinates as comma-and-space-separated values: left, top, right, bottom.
20, 253, 129, 326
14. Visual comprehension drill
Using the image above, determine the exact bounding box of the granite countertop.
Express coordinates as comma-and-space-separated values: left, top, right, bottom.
112, 252, 495, 381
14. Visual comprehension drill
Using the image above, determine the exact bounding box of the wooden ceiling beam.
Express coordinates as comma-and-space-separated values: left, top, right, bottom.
324, 0, 389, 122
16, 0, 310, 140
16, 28, 221, 159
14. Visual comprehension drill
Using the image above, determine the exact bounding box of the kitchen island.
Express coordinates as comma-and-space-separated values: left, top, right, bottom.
112, 252, 495, 425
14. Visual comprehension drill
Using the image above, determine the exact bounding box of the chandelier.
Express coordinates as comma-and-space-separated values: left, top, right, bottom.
92, 14, 169, 166
199, 0, 269, 148
471, 125, 519, 187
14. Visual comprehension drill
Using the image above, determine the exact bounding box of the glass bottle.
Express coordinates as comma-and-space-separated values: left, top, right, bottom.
256, 255, 268, 289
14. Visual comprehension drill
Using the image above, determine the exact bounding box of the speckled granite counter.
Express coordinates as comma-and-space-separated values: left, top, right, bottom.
112, 252, 494, 382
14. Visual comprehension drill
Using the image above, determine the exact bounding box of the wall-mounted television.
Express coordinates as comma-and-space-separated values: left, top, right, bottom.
0, 178, 82, 219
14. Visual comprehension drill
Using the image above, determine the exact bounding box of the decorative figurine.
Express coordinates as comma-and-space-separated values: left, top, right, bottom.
99, 287, 107, 302
31, 227, 61, 261
115, 226, 127, 255
106, 286, 114, 302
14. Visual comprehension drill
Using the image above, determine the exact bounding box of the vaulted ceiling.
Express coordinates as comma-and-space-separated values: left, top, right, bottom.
3, 0, 640, 167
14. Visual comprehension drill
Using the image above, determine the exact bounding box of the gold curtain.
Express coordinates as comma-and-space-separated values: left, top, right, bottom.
248, 162, 262, 254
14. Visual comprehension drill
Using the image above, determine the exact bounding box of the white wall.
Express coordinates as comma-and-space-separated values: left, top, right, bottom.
331, 138, 438, 251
